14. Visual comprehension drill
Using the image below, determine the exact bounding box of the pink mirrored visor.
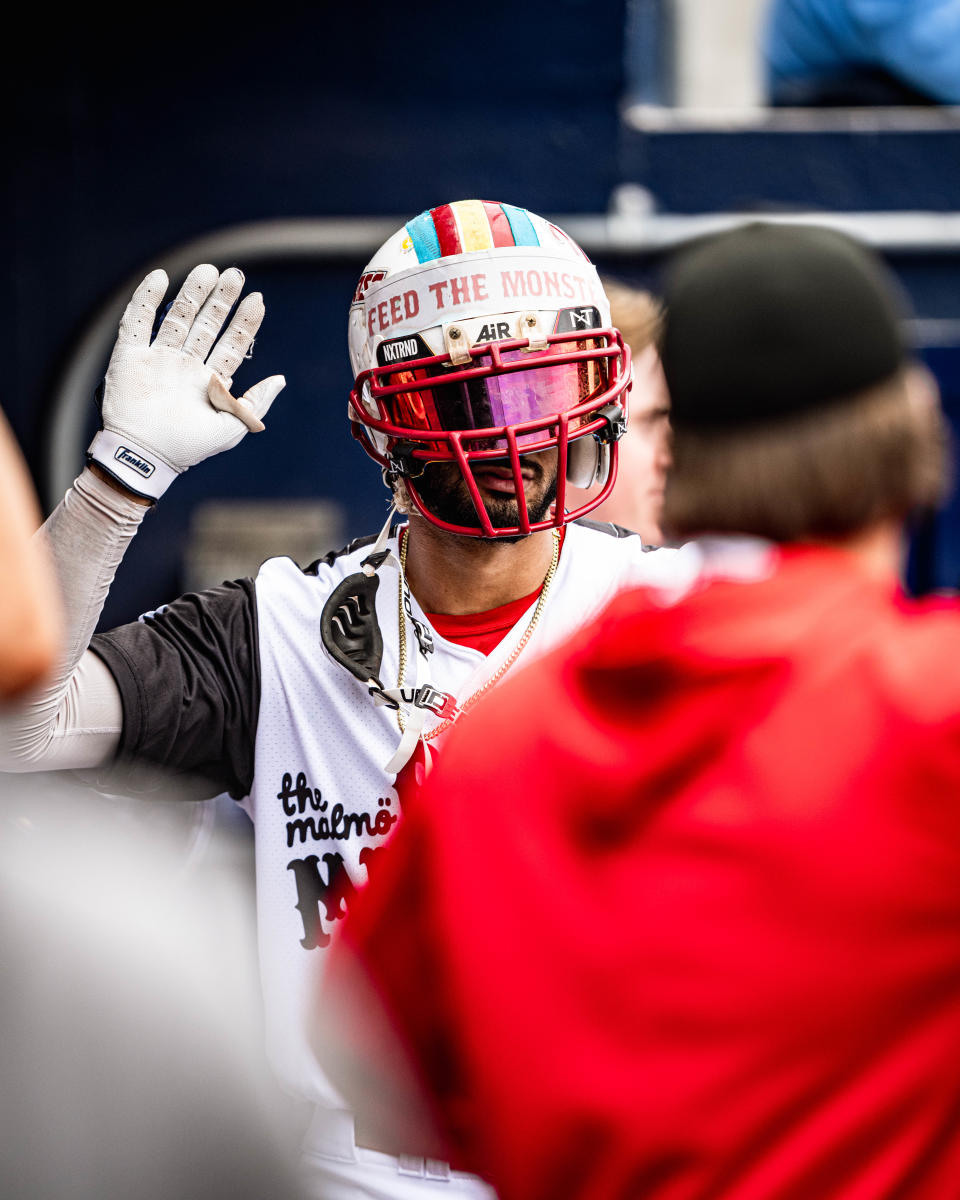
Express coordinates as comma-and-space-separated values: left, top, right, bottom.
371, 338, 613, 450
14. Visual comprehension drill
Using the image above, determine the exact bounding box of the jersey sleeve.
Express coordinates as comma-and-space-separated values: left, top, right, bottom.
89, 579, 260, 799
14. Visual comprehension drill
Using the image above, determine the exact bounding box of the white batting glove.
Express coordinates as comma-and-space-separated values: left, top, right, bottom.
87, 264, 286, 501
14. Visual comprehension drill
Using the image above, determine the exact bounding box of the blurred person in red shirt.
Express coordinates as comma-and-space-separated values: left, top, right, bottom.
317, 223, 960, 1200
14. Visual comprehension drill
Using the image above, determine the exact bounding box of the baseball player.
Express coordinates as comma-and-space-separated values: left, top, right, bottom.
1, 200, 689, 1199
318, 223, 960, 1199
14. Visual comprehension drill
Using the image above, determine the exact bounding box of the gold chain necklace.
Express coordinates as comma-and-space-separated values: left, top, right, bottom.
396, 526, 562, 741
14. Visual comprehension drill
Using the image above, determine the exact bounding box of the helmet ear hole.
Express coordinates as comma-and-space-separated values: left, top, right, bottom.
567, 437, 604, 488
566, 438, 613, 489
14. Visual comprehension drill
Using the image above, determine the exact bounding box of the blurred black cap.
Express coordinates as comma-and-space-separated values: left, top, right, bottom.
660, 223, 908, 429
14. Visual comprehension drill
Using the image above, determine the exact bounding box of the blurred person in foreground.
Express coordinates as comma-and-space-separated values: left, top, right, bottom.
765, 0, 960, 106
0, 406, 61, 699
1, 776, 306, 1200
564, 281, 671, 544
318, 223, 960, 1199
0, 407, 303, 1198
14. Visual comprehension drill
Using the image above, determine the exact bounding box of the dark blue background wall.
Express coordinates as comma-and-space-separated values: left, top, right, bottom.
9, 2, 960, 626
9, 2, 627, 627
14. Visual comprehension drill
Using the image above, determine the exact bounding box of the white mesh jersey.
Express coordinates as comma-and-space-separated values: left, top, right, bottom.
92, 520, 691, 1108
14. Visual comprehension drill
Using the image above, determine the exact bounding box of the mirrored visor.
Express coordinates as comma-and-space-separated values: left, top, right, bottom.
381, 339, 609, 439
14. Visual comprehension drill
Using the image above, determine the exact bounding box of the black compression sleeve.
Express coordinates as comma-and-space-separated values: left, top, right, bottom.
90, 579, 261, 800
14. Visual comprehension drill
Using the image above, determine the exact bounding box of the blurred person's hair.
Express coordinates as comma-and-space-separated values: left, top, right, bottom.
663, 367, 950, 543
658, 223, 954, 545
600, 277, 663, 355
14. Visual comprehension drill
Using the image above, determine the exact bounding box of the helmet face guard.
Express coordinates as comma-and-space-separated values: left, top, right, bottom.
348, 200, 633, 539
350, 327, 631, 538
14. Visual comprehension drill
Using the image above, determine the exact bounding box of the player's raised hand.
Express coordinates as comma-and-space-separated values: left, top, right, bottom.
87, 265, 286, 500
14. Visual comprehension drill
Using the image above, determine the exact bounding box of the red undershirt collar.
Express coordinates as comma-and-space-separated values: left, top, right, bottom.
422, 528, 566, 655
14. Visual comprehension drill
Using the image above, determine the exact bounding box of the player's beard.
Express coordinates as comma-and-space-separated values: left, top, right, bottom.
412, 454, 558, 542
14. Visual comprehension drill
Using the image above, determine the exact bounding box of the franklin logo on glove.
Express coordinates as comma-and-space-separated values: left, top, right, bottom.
114, 446, 155, 478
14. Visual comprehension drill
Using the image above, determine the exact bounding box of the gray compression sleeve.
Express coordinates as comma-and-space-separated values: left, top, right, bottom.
0, 468, 149, 770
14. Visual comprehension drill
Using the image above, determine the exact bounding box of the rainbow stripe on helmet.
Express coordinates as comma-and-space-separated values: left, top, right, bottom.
405, 200, 541, 263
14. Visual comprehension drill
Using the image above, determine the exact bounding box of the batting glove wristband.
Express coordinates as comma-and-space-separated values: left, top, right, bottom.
87, 264, 285, 501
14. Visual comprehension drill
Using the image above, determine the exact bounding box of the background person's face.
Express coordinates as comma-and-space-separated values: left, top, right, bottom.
565, 345, 672, 544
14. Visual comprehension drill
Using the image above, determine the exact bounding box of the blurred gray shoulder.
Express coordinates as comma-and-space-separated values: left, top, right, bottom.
572, 517, 661, 550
